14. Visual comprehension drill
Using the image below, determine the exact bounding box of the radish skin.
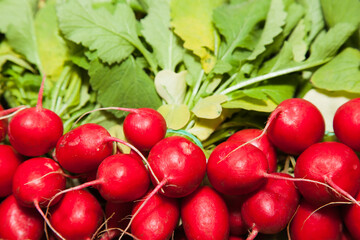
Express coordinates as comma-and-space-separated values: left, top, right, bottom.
131, 189, 180, 240
49, 190, 103, 240
181, 186, 230, 240
343, 191, 360, 239
267, 98, 325, 155
207, 140, 268, 195
227, 129, 277, 172
294, 142, 360, 206
7, 76, 63, 157
241, 173, 300, 239
0, 195, 44, 240
55, 123, 113, 174
289, 201, 343, 240
147, 136, 207, 198
12, 157, 66, 208
123, 107, 167, 152
0, 145, 23, 197
333, 98, 360, 152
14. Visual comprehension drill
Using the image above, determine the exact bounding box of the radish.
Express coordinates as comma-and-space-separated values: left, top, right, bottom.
7, 76, 64, 157
207, 140, 269, 195
333, 98, 360, 152
55, 123, 113, 174
222, 194, 248, 237
94, 153, 150, 202
49, 189, 103, 240
130, 189, 180, 240
0, 145, 23, 197
12, 157, 66, 208
343, 191, 360, 239
123, 107, 167, 152
266, 98, 325, 155
0, 105, 8, 142
227, 128, 277, 172
241, 173, 300, 239
146, 136, 207, 198
294, 141, 360, 206
289, 200, 343, 240
75, 106, 167, 152
0, 195, 44, 240
50, 152, 150, 204
181, 186, 230, 240
100, 201, 133, 240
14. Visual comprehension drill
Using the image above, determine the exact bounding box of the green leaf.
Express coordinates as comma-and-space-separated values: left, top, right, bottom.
320, 0, 360, 28
222, 97, 277, 112
35, 0, 69, 80
170, 0, 224, 72
288, 19, 307, 62
308, 23, 357, 61
0, 0, 42, 71
311, 48, 360, 93
247, 0, 287, 61
141, 0, 183, 71
89, 57, 162, 118
213, 0, 271, 60
57, 0, 155, 69
299, 0, 324, 43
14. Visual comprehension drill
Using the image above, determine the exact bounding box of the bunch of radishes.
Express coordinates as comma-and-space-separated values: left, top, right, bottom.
1, 78, 360, 240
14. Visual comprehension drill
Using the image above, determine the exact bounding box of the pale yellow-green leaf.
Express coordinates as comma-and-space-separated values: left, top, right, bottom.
170, 0, 223, 72
222, 97, 277, 112
35, 0, 68, 80
157, 104, 190, 130
192, 94, 228, 119
154, 69, 187, 104
188, 110, 228, 141
303, 88, 360, 132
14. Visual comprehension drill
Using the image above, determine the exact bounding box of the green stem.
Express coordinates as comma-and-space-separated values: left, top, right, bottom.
220, 59, 331, 95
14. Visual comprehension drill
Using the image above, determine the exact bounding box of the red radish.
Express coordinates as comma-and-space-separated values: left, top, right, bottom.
8, 76, 63, 157
289, 201, 343, 240
343, 191, 360, 239
131, 189, 180, 240
0, 195, 44, 240
181, 186, 230, 240
55, 123, 113, 174
0, 105, 8, 142
0, 145, 23, 197
266, 98, 325, 155
241, 173, 300, 239
207, 140, 269, 195
222, 195, 248, 236
75, 106, 167, 152
12, 157, 66, 208
147, 136, 207, 198
333, 98, 360, 152
49, 189, 103, 240
95, 153, 150, 202
50, 153, 150, 205
228, 128, 277, 172
123, 107, 167, 152
294, 141, 360, 206
100, 201, 133, 240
